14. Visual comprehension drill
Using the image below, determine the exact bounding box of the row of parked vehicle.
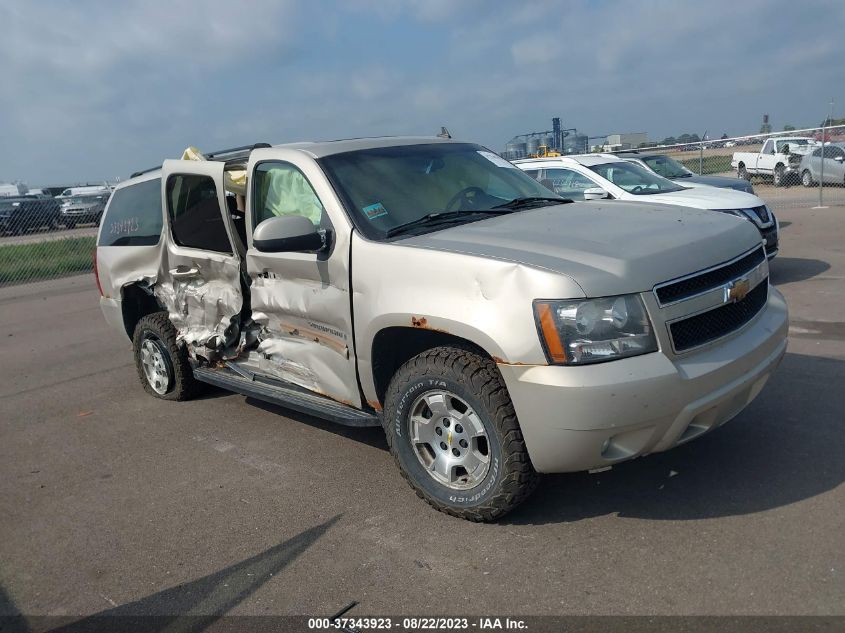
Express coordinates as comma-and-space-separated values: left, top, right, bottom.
94, 135, 787, 521
517, 151, 779, 259
0, 186, 111, 236
730, 135, 845, 187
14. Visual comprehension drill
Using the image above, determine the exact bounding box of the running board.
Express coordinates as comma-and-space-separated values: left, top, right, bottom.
193, 367, 381, 427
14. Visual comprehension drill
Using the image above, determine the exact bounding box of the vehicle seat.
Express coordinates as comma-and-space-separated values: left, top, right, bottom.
227, 195, 249, 249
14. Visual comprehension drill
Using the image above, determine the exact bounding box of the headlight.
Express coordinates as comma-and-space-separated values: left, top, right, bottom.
533, 294, 658, 365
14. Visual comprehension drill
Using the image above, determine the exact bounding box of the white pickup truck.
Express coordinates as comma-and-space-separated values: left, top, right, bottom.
731, 137, 819, 186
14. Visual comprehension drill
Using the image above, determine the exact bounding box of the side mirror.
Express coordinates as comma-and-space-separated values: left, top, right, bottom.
583, 187, 610, 201
253, 215, 330, 253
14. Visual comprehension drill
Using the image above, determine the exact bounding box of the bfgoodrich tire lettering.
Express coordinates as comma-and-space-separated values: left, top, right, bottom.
132, 311, 200, 401
383, 347, 539, 521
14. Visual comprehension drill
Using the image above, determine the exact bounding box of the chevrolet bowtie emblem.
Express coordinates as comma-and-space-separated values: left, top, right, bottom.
724, 278, 751, 303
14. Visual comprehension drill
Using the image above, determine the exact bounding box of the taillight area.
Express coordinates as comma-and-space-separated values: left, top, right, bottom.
93, 247, 104, 296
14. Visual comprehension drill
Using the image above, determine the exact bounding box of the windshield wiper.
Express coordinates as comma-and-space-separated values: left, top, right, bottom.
384, 210, 513, 238
491, 196, 570, 210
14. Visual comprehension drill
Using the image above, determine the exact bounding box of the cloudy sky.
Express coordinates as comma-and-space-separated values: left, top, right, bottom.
1, 0, 843, 185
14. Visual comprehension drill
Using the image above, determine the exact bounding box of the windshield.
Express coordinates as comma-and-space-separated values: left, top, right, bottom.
589, 161, 685, 195
319, 143, 564, 238
641, 155, 692, 179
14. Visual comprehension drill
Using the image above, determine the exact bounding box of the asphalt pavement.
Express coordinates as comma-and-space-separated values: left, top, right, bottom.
0, 205, 843, 620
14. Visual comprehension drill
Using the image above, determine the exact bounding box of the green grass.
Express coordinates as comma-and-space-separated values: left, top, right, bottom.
678, 154, 734, 175
0, 236, 96, 285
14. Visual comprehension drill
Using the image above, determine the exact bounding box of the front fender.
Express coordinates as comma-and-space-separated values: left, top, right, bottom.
351, 233, 584, 403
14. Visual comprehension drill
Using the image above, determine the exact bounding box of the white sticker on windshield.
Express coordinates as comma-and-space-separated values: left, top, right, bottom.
477, 151, 517, 169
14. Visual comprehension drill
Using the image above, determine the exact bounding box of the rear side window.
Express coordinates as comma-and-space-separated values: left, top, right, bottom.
166, 174, 232, 253
98, 178, 162, 246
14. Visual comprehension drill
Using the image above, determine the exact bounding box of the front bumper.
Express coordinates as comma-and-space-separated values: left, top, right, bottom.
498, 288, 788, 473
62, 210, 99, 221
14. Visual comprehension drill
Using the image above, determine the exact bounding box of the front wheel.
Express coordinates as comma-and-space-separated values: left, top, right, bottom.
133, 312, 200, 401
802, 170, 816, 187
773, 164, 785, 187
383, 347, 539, 521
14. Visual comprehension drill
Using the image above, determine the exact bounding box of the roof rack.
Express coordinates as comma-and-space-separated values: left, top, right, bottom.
205, 142, 271, 159
129, 142, 271, 179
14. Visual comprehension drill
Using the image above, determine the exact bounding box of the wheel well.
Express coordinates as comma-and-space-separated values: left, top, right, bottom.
121, 283, 163, 339
370, 327, 490, 405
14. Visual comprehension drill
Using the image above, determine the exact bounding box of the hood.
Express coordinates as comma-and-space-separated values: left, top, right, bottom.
675, 174, 754, 193
637, 185, 764, 211
0, 199, 27, 214
399, 201, 762, 297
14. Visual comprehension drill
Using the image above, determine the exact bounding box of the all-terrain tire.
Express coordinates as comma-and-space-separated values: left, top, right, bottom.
132, 312, 200, 401
383, 347, 540, 522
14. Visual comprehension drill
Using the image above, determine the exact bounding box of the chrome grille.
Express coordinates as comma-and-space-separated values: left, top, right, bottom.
655, 247, 766, 306
669, 279, 768, 352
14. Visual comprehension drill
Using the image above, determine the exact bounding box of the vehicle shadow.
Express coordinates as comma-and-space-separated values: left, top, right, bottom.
16, 515, 341, 632
777, 220, 792, 229
191, 384, 241, 401
769, 257, 830, 285
504, 352, 845, 525
245, 397, 388, 451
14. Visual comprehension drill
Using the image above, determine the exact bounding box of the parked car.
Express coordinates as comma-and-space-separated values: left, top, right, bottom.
617, 151, 755, 193
0, 195, 62, 234
60, 193, 110, 228
57, 185, 111, 199
514, 154, 779, 259
96, 137, 787, 521
731, 136, 819, 186
800, 142, 845, 186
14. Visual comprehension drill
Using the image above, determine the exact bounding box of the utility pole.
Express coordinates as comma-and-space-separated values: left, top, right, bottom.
817, 98, 834, 209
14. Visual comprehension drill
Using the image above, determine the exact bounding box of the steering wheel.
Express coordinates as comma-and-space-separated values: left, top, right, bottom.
445, 186, 486, 212
630, 185, 645, 193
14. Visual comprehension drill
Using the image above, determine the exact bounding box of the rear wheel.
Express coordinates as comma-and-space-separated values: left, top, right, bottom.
133, 312, 199, 401
737, 164, 749, 180
383, 347, 539, 522
773, 164, 785, 187
802, 170, 816, 187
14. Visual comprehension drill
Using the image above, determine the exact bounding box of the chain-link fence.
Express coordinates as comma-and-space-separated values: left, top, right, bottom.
2, 124, 844, 287
0, 192, 106, 286
626, 124, 845, 215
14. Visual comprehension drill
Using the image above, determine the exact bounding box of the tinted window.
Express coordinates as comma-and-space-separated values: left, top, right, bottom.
98, 178, 162, 246
166, 174, 232, 253
542, 168, 596, 200
252, 162, 324, 228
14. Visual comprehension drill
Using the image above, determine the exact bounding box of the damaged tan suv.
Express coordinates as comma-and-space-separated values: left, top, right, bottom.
96, 137, 788, 521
